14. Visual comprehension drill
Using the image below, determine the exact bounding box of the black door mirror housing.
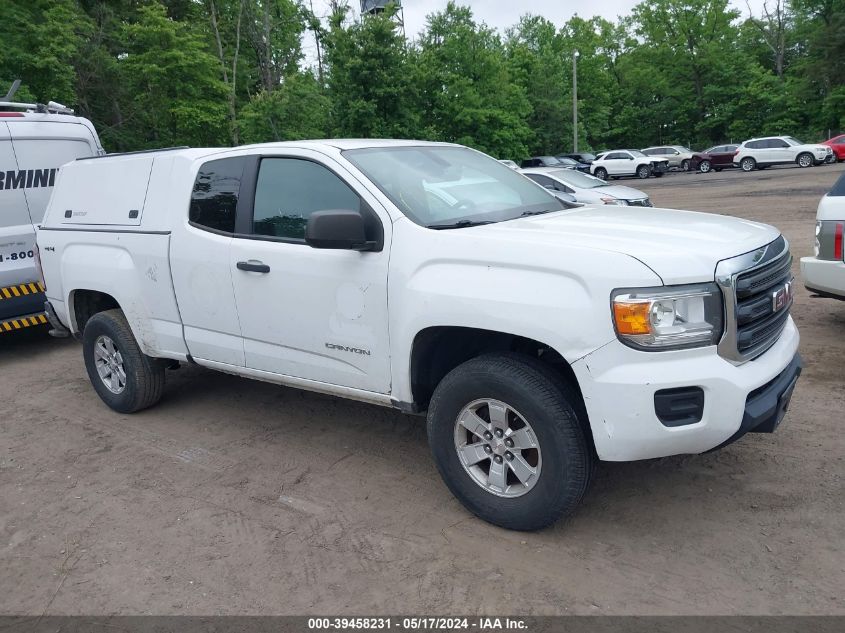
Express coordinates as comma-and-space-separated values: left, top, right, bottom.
305, 210, 376, 251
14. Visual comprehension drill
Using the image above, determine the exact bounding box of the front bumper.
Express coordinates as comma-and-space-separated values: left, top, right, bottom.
800, 255, 845, 299
571, 317, 800, 461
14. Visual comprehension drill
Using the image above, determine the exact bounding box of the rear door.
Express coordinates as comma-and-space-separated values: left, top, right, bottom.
10, 122, 98, 225
169, 156, 247, 366
603, 152, 633, 175
0, 123, 38, 290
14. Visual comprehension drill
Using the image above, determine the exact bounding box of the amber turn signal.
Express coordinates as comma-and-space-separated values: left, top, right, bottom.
613, 301, 652, 335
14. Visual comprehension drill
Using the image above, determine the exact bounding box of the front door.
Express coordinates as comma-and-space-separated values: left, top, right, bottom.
603, 152, 633, 175
230, 151, 392, 394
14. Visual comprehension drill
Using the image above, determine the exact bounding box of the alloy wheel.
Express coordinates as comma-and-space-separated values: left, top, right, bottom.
453, 398, 542, 498
94, 335, 127, 394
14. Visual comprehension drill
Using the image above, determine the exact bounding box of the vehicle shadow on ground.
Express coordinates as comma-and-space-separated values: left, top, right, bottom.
0, 326, 74, 360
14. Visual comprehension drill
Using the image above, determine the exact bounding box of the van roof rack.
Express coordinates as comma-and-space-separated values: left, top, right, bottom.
0, 79, 75, 115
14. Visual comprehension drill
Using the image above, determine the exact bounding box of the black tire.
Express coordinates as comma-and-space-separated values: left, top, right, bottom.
594, 167, 608, 180
82, 309, 165, 413
426, 353, 595, 531
699, 160, 712, 173
796, 152, 814, 168
714, 167, 722, 172
636, 164, 651, 179
740, 157, 756, 172
681, 159, 690, 171
653, 171, 664, 178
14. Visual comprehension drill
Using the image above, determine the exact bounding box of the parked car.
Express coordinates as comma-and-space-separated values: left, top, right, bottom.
691, 144, 740, 173
520, 156, 565, 168
557, 152, 597, 165
38, 140, 801, 531
0, 80, 103, 335
734, 136, 833, 171
800, 170, 845, 300
590, 150, 669, 180
521, 167, 652, 206
821, 134, 845, 162
499, 159, 519, 170
641, 145, 696, 171
553, 156, 591, 173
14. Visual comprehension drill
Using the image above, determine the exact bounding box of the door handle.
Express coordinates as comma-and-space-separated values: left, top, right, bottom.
236, 260, 270, 273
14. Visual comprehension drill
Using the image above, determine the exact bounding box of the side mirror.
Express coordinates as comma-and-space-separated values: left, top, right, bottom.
305, 210, 376, 251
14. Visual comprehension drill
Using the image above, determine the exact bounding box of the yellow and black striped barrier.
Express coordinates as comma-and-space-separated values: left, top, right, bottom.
0, 281, 45, 299
1, 313, 48, 332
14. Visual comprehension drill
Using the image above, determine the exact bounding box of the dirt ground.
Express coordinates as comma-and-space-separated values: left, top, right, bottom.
1, 163, 843, 616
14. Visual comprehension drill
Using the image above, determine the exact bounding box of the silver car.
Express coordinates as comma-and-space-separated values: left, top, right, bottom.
520, 167, 652, 206
641, 145, 695, 170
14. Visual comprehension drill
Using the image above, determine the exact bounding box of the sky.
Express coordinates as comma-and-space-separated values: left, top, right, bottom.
388, 0, 767, 39
303, 0, 769, 62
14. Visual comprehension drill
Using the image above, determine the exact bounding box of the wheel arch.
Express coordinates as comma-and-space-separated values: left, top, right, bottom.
408, 326, 589, 429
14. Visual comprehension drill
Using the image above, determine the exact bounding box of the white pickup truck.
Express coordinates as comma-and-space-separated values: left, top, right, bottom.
37, 141, 802, 530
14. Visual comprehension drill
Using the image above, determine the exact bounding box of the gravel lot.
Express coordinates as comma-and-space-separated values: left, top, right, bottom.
1, 163, 843, 616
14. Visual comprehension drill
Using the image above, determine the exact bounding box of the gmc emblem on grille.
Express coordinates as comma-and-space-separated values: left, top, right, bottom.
772, 280, 793, 312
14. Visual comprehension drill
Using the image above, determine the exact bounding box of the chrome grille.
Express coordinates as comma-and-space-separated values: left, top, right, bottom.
715, 236, 793, 362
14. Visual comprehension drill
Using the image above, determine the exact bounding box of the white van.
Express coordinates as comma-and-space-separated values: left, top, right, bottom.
0, 81, 103, 333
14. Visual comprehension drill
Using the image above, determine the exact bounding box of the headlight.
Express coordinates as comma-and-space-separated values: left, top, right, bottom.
600, 196, 627, 206
611, 283, 723, 351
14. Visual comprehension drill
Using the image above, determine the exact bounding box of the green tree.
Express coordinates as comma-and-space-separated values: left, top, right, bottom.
324, 4, 419, 138
239, 71, 331, 142
116, 2, 229, 149
415, 2, 532, 159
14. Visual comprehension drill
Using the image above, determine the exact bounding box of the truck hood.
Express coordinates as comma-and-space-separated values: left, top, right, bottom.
473, 206, 781, 284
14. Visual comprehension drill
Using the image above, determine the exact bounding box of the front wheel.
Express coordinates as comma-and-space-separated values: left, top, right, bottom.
427, 353, 595, 531
797, 152, 813, 168
740, 157, 756, 172
594, 167, 608, 180
681, 159, 690, 171
636, 164, 651, 179
82, 309, 166, 413
699, 160, 712, 173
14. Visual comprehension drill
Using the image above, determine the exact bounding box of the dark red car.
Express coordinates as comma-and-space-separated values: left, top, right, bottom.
822, 134, 845, 161
690, 144, 740, 173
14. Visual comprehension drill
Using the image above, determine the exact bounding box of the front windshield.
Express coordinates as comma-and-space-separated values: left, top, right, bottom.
344, 146, 564, 227
557, 157, 578, 166
785, 137, 803, 146
677, 147, 692, 153
628, 150, 646, 157
548, 169, 607, 190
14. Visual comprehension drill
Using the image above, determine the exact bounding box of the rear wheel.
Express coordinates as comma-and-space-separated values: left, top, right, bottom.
82, 309, 165, 413
636, 164, 651, 179
740, 157, 756, 172
594, 167, 608, 180
797, 152, 813, 168
427, 353, 595, 531
699, 160, 712, 173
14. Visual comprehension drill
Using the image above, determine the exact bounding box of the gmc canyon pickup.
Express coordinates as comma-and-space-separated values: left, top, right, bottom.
37, 140, 802, 530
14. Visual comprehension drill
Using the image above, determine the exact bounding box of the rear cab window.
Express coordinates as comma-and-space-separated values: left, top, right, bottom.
189, 157, 248, 234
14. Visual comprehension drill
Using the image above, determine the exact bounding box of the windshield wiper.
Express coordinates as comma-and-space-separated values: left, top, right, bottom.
426, 220, 496, 230
520, 209, 558, 217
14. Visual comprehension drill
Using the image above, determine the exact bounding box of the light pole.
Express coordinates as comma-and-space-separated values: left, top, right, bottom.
572, 50, 580, 152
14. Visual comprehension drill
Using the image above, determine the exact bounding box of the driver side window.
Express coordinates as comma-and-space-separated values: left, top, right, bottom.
252, 158, 361, 241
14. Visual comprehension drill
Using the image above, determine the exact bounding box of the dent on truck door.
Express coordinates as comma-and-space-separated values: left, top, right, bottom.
229, 155, 391, 394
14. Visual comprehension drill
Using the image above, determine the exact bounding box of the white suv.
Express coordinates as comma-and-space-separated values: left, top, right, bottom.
734, 136, 832, 171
